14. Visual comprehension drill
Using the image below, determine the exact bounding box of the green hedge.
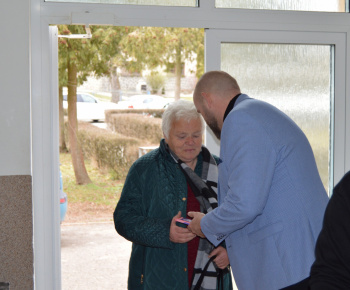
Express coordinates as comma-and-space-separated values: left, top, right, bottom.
105, 108, 165, 119
64, 109, 163, 179
106, 113, 163, 145
65, 121, 143, 179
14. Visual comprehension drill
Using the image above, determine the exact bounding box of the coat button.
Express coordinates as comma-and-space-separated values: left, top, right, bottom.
184, 268, 187, 272
182, 197, 186, 201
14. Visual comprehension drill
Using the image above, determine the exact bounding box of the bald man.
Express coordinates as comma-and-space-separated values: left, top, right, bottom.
188, 70, 329, 290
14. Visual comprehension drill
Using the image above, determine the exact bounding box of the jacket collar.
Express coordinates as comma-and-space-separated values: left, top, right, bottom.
223, 94, 250, 122
223, 93, 241, 122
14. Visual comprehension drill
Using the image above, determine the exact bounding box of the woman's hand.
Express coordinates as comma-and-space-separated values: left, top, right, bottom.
209, 246, 230, 269
169, 211, 196, 243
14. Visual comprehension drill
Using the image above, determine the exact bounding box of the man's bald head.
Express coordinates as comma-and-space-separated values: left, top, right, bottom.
193, 70, 241, 103
192, 71, 241, 140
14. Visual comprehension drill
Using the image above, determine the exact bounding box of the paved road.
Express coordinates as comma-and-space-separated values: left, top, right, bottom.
61, 222, 132, 290
61, 222, 238, 290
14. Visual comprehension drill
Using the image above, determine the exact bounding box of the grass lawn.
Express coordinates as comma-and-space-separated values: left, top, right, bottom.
60, 152, 125, 223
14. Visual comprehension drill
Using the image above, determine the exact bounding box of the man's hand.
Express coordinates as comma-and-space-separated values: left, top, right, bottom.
209, 246, 230, 269
187, 211, 205, 238
169, 211, 196, 243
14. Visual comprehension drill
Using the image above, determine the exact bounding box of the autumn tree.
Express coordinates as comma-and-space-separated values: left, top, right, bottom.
58, 25, 100, 184
57, 25, 203, 183
58, 25, 138, 183
58, 57, 68, 153
120, 27, 204, 100
91, 26, 138, 103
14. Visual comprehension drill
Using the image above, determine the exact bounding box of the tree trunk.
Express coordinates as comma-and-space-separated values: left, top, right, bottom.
67, 60, 92, 185
174, 41, 182, 101
59, 86, 68, 153
110, 66, 121, 103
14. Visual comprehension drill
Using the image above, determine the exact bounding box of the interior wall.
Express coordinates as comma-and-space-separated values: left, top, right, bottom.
0, 176, 33, 289
0, 0, 34, 288
0, 0, 31, 176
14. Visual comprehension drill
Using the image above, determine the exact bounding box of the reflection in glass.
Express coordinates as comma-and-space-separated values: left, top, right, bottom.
45, 0, 197, 6
221, 43, 332, 191
216, 0, 345, 12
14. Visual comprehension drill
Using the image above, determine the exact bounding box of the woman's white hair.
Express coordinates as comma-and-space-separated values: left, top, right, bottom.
162, 99, 205, 139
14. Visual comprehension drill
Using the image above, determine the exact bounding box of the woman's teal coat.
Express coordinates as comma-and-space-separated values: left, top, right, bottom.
114, 139, 232, 290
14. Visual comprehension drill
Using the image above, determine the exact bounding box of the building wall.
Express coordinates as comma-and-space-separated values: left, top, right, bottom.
0, 0, 33, 288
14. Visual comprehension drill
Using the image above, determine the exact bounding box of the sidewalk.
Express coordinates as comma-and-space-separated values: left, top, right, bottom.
61, 222, 131, 290
61, 221, 238, 290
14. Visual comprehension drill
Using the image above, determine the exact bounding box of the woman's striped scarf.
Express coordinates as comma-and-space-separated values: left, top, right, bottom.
167, 143, 223, 290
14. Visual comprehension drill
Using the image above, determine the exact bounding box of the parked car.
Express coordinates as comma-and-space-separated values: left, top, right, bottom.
117, 94, 174, 109
60, 170, 67, 223
63, 92, 119, 122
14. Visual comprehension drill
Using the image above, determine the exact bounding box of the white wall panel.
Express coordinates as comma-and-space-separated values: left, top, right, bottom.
0, 0, 31, 176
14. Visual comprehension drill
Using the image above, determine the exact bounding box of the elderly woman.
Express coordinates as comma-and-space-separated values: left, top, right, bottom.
114, 100, 232, 290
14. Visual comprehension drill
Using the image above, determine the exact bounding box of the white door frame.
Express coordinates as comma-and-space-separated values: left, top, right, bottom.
31, 1, 350, 288
31, 22, 61, 289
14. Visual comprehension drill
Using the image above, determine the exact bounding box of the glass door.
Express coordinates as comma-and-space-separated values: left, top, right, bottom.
204, 29, 347, 193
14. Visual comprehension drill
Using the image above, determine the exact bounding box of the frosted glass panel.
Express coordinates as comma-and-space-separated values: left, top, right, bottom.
216, 0, 345, 12
45, 0, 197, 6
221, 43, 332, 191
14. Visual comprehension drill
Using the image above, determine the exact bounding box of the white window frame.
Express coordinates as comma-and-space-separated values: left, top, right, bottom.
31, 0, 350, 288
204, 29, 347, 192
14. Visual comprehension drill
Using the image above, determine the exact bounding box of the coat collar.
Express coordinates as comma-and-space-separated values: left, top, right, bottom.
223, 93, 241, 122
223, 94, 251, 122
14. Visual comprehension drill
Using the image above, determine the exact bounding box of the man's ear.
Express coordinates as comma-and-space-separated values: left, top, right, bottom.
201, 92, 213, 108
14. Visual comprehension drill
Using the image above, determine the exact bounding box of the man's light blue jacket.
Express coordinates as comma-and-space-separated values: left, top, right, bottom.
201, 94, 329, 290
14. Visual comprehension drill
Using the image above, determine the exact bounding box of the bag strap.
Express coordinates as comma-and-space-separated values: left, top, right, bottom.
193, 256, 216, 290
217, 268, 225, 290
